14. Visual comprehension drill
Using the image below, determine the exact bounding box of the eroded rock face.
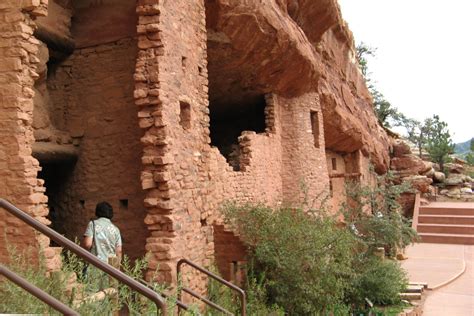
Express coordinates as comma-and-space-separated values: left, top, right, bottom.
206, 0, 391, 173
402, 175, 433, 193
434, 171, 446, 183
393, 140, 411, 157
391, 154, 428, 175
317, 25, 391, 174
444, 163, 465, 174
445, 174, 466, 186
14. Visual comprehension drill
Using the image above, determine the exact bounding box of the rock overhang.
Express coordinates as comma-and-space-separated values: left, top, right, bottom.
205, 0, 391, 173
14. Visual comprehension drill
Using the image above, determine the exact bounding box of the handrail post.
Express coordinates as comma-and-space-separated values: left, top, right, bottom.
0, 264, 79, 316
177, 258, 246, 316
0, 198, 167, 315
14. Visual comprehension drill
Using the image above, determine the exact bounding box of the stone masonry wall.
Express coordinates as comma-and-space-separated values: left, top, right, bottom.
280, 93, 329, 207
0, 0, 392, 299
0, 0, 59, 270
134, 1, 332, 299
43, 37, 147, 260
326, 150, 347, 211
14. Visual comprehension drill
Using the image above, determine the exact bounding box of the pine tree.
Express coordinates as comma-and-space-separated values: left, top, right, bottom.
424, 115, 454, 171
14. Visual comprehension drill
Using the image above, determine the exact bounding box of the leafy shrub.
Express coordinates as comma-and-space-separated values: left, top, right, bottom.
0, 246, 184, 315
347, 256, 408, 306
343, 174, 418, 257
206, 270, 284, 315
223, 203, 357, 315
222, 174, 416, 314
0, 246, 114, 315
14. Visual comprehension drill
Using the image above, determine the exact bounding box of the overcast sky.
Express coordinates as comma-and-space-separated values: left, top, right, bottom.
338, 0, 473, 143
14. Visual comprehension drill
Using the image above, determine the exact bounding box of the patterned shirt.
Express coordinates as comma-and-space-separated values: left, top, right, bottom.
84, 217, 122, 262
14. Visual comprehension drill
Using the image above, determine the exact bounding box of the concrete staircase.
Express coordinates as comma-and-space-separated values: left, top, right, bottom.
416, 202, 474, 245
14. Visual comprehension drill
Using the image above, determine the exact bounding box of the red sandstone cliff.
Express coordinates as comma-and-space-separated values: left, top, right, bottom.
206, 0, 390, 173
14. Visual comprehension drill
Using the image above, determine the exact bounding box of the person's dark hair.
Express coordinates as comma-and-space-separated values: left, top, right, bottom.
95, 202, 113, 219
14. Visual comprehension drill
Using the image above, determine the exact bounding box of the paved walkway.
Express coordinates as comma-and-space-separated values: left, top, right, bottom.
401, 243, 474, 315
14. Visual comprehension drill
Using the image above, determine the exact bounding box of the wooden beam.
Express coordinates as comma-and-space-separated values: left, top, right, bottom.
34, 25, 75, 54
32, 142, 78, 163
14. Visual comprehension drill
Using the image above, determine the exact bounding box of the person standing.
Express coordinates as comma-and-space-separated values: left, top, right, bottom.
81, 201, 122, 289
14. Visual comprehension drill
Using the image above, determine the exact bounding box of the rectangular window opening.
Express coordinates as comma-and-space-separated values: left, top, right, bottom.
310, 111, 320, 148
119, 199, 128, 211
332, 158, 337, 171
179, 100, 192, 130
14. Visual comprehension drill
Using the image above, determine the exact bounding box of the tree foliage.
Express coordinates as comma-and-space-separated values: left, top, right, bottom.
356, 42, 376, 80
356, 43, 456, 170
466, 138, 474, 165
356, 43, 406, 128
423, 115, 455, 171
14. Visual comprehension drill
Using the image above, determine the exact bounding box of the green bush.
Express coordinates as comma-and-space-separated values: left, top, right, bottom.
343, 174, 418, 257
0, 246, 115, 315
0, 246, 183, 315
222, 174, 416, 314
347, 257, 408, 306
224, 204, 357, 314
206, 271, 284, 315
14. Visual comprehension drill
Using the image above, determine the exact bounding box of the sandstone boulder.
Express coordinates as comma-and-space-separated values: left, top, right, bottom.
392, 140, 411, 157
402, 175, 432, 193
440, 189, 449, 195
445, 174, 465, 186
461, 187, 473, 194
447, 188, 461, 198
399, 192, 416, 217
391, 154, 427, 175
423, 168, 435, 178
445, 163, 464, 174
433, 171, 446, 183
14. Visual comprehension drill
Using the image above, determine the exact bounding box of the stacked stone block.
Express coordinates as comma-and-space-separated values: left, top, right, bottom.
0, 0, 58, 270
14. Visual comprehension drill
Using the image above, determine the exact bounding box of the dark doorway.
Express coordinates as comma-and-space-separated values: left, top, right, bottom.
209, 95, 266, 171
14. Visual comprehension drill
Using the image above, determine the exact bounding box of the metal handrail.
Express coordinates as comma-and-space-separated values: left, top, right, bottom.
0, 264, 79, 316
177, 258, 246, 316
0, 198, 168, 315
138, 278, 191, 311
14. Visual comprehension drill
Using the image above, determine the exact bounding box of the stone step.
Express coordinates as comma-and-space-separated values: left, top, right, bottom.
419, 232, 474, 245
405, 284, 425, 293
418, 215, 474, 225
409, 282, 428, 289
417, 223, 474, 235
419, 206, 474, 216
400, 292, 422, 301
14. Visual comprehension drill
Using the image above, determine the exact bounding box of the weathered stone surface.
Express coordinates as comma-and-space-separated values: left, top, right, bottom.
35, 0, 74, 52
421, 161, 434, 175
445, 174, 465, 186
393, 140, 412, 157
318, 26, 390, 173
423, 167, 435, 178
444, 163, 464, 174
446, 188, 461, 198
433, 171, 446, 183
391, 154, 427, 175
402, 175, 433, 194
0, 0, 54, 269
453, 157, 467, 165
0, 0, 394, 291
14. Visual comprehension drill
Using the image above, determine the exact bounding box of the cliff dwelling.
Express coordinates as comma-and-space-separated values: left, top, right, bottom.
1, 0, 392, 294
28, 0, 147, 260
